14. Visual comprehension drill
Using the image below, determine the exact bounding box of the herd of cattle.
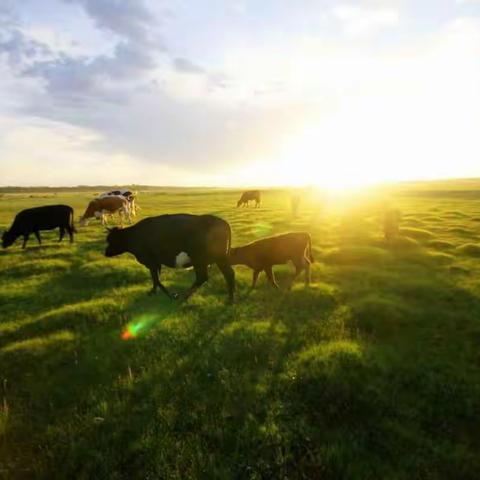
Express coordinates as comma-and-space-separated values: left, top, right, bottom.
1, 190, 312, 303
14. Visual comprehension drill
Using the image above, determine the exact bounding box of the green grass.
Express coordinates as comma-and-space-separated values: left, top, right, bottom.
1, 184, 480, 479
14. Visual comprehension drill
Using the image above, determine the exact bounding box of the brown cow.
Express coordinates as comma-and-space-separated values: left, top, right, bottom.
98, 190, 139, 216
237, 190, 261, 208
80, 196, 130, 226
229, 232, 314, 289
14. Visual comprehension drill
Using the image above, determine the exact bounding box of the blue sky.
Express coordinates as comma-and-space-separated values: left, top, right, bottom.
1, 0, 479, 186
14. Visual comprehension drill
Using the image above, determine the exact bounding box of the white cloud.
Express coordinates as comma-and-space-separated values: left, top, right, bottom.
332, 4, 400, 37
0, 1, 479, 186
0, 116, 201, 186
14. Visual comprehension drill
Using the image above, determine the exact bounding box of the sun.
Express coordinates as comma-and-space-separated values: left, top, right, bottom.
272, 123, 389, 191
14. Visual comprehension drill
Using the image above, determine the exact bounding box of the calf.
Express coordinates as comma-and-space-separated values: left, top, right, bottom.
229, 232, 313, 289
237, 190, 261, 208
104, 214, 235, 303
2, 205, 75, 249
80, 196, 130, 226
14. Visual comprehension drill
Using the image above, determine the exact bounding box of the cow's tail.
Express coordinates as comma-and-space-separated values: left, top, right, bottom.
307, 234, 314, 263
69, 209, 77, 233
227, 223, 232, 256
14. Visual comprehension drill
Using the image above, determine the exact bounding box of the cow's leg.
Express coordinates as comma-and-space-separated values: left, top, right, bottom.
182, 263, 208, 300
264, 266, 279, 289
34, 230, 42, 245
58, 227, 65, 242
304, 256, 311, 286
251, 269, 260, 288
216, 259, 235, 303
120, 207, 128, 225
148, 266, 173, 299
22, 233, 30, 249
290, 257, 308, 288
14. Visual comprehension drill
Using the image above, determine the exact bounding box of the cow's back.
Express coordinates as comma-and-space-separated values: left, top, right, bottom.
244, 190, 260, 201
98, 196, 127, 211
131, 214, 231, 261
99, 190, 134, 200
136, 214, 226, 240
246, 232, 310, 263
12, 205, 73, 232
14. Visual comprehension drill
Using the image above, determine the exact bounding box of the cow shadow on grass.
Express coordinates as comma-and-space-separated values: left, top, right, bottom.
21, 274, 344, 477
0, 275, 191, 477
3, 239, 480, 478
0, 255, 341, 478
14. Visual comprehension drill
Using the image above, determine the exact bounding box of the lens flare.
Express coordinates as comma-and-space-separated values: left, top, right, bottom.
120, 316, 153, 340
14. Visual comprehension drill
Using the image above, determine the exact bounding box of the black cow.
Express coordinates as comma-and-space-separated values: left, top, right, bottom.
104, 214, 235, 302
2, 205, 75, 249
237, 190, 261, 208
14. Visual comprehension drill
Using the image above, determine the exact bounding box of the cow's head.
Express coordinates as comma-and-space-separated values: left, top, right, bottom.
105, 227, 126, 257
2, 230, 16, 249
79, 200, 100, 226
228, 247, 243, 265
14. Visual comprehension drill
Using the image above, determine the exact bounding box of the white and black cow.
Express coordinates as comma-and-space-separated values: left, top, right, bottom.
104, 214, 235, 303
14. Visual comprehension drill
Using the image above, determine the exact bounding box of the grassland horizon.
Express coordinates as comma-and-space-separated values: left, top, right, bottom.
3, 175, 480, 191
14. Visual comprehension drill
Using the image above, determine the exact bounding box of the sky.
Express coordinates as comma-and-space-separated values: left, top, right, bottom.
0, 0, 479, 188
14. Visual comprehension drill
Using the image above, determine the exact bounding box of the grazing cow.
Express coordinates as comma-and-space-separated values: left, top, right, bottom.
229, 232, 313, 289
98, 189, 139, 216
237, 190, 261, 208
384, 207, 401, 241
2, 205, 75, 249
291, 193, 301, 217
104, 214, 235, 303
80, 196, 130, 226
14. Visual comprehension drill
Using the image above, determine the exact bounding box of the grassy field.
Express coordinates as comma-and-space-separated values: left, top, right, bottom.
1, 183, 480, 479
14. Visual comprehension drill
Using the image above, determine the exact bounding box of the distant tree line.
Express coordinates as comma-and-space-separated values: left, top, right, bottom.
0, 185, 176, 193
